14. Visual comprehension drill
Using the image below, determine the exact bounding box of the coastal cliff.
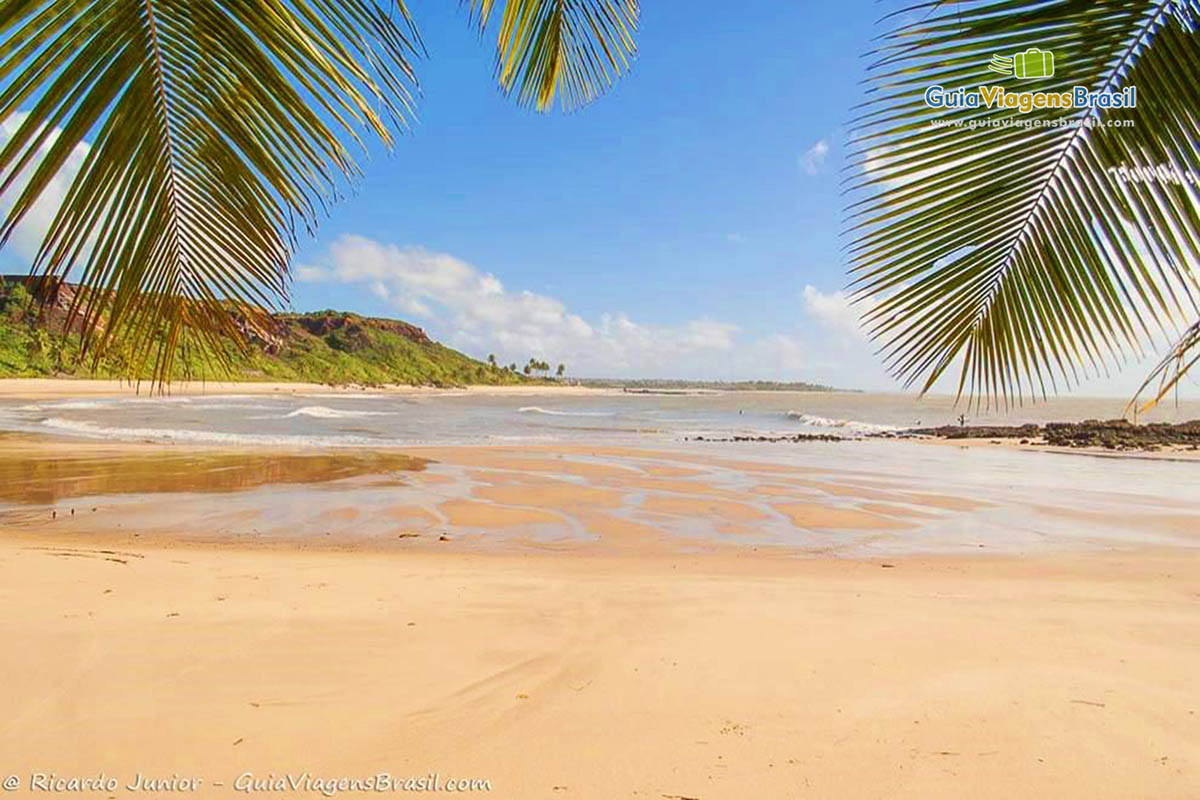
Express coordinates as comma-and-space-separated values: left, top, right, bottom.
0, 276, 524, 387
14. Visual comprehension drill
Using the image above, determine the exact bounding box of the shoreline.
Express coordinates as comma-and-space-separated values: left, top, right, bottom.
0, 377, 863, 399
0, 377, 624, 399
5, 422, 1198, 466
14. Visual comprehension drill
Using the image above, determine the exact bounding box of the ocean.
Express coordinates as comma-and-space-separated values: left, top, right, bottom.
1, 389, 1196, 448
1, 388, 1197, 556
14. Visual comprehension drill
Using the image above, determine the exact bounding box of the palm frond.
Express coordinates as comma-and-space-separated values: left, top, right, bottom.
1131, 316, 1200, 411
467, 0, 638, 111
0, 0, 420, 383
848, 0, 1200, 406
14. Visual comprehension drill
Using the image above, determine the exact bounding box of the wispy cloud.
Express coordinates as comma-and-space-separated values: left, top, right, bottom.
799, 139, 830, 176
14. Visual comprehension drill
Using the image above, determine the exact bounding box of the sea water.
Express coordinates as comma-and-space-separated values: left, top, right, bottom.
1, 389, 1196, 448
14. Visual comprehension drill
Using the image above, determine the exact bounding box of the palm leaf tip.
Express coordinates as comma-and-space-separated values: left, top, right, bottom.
1131, 318, 1200, 412
0, 0, 421, 384
468, 0, 640, 112
847, 0, 1200, 405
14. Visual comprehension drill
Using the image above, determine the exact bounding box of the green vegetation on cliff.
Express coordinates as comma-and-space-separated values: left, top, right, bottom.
0, 280, 525, 387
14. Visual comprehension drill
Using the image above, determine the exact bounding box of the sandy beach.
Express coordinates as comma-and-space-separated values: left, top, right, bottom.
1, 425, 1199, 798
0, 377, 617, 400
2, 531, 1197, 799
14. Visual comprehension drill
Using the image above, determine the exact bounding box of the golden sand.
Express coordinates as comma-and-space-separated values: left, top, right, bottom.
770, 501, 914, 530
0, 532, 1197, 799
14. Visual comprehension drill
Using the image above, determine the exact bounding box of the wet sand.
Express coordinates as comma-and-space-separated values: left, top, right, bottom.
7, 438, 1195, 555
1, 436, 1199, 798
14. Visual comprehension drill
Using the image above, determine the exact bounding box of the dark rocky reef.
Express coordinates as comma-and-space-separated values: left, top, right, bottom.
902, 419, 1200, 452
686, 433, 845, 443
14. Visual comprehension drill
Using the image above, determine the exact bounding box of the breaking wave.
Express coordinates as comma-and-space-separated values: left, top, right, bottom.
785, 412, 900, 435
38, 417, 391, 447
518, 406, 614, 418
282, 406, 391, 419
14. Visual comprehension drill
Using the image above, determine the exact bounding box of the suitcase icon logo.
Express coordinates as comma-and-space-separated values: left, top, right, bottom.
989, 48, 1055, 79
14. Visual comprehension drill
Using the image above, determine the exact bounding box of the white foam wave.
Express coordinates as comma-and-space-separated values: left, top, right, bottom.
53, 400, 113, 410
17, 395, 272, 412
518, 406, 613, 418
17, 401, 97, 412
786, 412, 900, 435
16, 399, 123, 411
283, 405, 391, 419
39, 417, 393, 447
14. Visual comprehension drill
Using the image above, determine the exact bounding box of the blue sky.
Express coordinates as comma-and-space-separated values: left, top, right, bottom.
2, 1, 1191, 397
287, 1, 886, 386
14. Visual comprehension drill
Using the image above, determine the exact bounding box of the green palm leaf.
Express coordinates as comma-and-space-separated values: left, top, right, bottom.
1, 1, 638, 383
0, 0, 420, 382
848, 0, 1200, 406
467, 0, 639, 111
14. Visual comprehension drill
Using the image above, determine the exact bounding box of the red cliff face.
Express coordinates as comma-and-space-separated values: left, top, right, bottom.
0, 275, 97, 335
293, 312, 431, 346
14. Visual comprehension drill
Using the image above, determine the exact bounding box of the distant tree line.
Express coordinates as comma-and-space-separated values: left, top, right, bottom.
485, 353, 567, 381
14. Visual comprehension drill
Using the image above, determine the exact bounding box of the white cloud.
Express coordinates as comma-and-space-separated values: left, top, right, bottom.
298, 235, 758, 378
799, 139, 830, 176
294, 264, 330, 282
749, 334, 807, 372
725, 232, 746, 244
0, 112, 91, 263
297, 237, 974, 388
801, 285, 872, 339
